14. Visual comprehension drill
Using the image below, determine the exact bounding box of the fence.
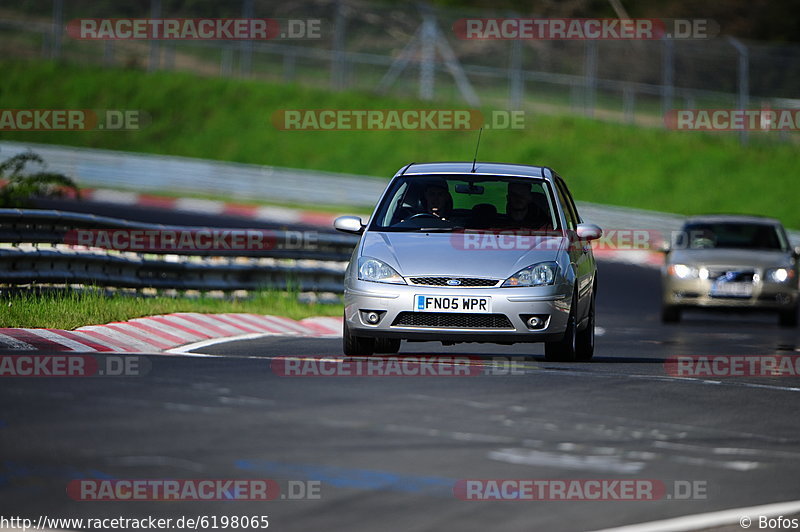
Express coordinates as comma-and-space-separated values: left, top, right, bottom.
2, 0, 800, 140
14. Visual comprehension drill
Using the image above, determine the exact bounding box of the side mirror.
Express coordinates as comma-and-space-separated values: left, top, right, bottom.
576, 223, 602, 241
658, 240, 671, 254
334, 215, 365, 235
793, 246, 800, 259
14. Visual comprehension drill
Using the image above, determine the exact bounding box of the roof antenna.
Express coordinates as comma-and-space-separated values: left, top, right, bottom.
471, 127, 483, 173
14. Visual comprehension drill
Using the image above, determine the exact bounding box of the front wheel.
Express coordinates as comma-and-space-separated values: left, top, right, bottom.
545, 294, 577, 362
343, 318, 375, 356
661, 305, 681, 323
779, 307, 798, 328
375, 338, 401, 353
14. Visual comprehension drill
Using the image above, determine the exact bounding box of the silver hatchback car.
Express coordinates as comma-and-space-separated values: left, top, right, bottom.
334, 162, 602, 361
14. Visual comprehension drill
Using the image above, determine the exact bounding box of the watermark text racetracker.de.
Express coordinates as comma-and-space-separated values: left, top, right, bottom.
454, 479, 707, 500
0, 109, 147, 131
67, 18, 322, 40
452, 18, 718, 40
271, 109, 525, 130
271, 356, 527, 377
0, 354, 148, 378
665, 109, 800, 131
68, 478, 321, 501
66, 229, 319, 252
665, 355, 800, 378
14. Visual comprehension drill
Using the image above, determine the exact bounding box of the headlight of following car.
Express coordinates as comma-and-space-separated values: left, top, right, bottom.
358, 257, 406, 284
667, 264, 699, 279
765, 267, 795, 283
502, 261, 558, 287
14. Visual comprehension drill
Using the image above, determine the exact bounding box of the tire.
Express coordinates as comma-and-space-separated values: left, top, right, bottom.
575, 291, 595, 361
545, 293, 577, 362
661, 305, 680, 323
343, 317, 375, 356
375, 338, 401, 354
779, 307, 799, 328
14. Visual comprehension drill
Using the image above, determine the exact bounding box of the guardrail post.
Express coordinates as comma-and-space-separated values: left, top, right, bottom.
419, 11, 436, 101
50, 0, 63, 59
583, 39, 597, 117
221, 45, 234, 76
148, 0, 162, 72
661, 36, 674, 119
330, 0, 348, 90
623, 86, 635, 123
240, 0, 254, 78
283, 51, 296, 82
103, 41, 115, 66
728, 36, 750, 145
508, 26, 523, 110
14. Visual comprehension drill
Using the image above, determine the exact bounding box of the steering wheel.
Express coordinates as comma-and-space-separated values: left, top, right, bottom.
407, 213, 440, 220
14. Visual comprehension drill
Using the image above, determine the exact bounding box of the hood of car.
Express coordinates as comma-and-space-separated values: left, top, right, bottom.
360, 231, 566, 279
667, 248, 793, 269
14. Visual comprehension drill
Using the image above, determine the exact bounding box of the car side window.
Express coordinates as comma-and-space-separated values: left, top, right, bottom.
555, 180, 577, 231
557, 177, 581, 224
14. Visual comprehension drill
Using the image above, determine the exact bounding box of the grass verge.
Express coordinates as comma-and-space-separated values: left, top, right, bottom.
0, 289, 343, 330
1, 60, 798, 229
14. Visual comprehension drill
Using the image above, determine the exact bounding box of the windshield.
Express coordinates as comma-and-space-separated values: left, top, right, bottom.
370, 174, 560, 232
682, 222, 787, 251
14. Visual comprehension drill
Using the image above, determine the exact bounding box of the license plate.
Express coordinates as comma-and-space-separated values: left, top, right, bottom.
414, 295, 492, 313
710, 282, 753, 298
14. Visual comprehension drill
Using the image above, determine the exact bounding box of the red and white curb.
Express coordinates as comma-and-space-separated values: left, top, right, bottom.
591, 247, 664, 268
0, 313, 343, 353
82, 188, 341, 227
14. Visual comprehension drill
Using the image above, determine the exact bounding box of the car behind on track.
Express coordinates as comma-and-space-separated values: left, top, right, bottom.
661, 215, 799, 326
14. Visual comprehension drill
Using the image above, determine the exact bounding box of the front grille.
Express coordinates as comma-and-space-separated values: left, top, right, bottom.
409, 277, 499, 287
706, 269, 755, 282
392, 312, 513, 329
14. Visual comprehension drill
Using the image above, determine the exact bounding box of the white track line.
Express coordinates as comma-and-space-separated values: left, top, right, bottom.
591, 498, 800, 532
165, 332, 282, 355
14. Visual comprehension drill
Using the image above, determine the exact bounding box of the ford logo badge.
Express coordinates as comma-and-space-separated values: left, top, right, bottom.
446, 279, 461, 286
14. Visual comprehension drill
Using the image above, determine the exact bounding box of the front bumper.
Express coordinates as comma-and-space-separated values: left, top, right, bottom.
662, 275, 798, 310
344, 279, 573, 343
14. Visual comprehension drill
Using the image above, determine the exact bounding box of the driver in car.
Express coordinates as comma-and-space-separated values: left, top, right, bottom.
423, 181, 452, 219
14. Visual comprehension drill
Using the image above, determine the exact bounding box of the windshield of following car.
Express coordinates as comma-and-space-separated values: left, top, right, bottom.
370, 175, 559, 232
682, 222, 787, 251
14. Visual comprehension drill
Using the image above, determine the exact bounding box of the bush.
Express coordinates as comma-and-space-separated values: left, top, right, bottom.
0, 150, 80, 208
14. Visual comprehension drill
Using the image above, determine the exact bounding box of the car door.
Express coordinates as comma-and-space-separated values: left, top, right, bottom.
554, 175, 594, 320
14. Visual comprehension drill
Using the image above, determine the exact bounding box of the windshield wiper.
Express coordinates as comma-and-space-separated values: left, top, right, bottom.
416, 226, 463, 232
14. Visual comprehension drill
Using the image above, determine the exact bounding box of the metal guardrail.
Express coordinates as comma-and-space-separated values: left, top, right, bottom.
0, 140, 389, 208
0, 209, 358, 259
0, 209, 358, 293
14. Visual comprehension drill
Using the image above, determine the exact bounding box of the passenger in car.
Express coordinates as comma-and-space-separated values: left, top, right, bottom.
506, 182, 551, 230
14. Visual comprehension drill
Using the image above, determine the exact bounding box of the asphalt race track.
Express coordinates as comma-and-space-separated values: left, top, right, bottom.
2, 262, 800, 531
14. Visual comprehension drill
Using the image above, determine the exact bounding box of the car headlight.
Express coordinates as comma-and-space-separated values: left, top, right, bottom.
501, 262, 558, 287
667, 264, 699, 279
357, 257, 406, 284
765, 267, 795, 283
